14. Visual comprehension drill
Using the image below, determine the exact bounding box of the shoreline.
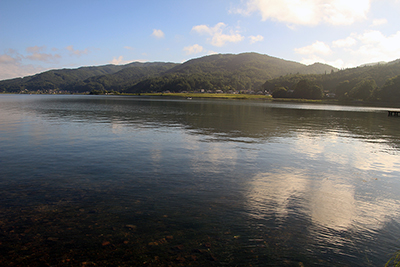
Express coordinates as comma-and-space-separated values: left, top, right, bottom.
137, 92, 272, 100
3, 92, 400, 108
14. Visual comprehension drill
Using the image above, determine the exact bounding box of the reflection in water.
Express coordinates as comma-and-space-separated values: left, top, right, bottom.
248, 168, 309, 221
310, 179, 355, 230
1, 95, 400, 266
247, 166, 400, 263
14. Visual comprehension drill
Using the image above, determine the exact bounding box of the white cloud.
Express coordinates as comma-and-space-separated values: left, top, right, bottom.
183, 44, 204, 55
26, 45, 61, 63
0, 54, 17, 64
233, 0, 371, 26
371, 18, 388, 27
124, 46, 134, 50
0, 45, 92, 80
336, 30, 400, 63
192, 22, 244, 47
66, 45, 89, 57
26, 53, 61, 62
296, 29, 400, 69
152, 29, 165, 39
0, 48, 52, 80
0, 53, 46, 80
295, 41, 332, 55
110, 57, 147, 65
212, 33, 244, 47
192, 24, 216, 35
351, 30, 400, 62
332, 36, 357, 48
207, 50, 218, 55
110, 56, 131, 65
26, 45, 46, 54
249, 35, 264, 44
299, 55, 346, 69
357, 30, 385, 44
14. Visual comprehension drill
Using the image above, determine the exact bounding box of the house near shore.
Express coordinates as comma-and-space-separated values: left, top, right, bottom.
326, 93, 336, 98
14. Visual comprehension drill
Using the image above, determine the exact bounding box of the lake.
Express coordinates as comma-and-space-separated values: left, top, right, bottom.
0, 94, 399, 266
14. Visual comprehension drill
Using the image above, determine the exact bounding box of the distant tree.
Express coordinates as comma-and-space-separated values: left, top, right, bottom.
347, 79, 377, 101
272, 87, 288, 98
376, 75, 400, 102
292, 79, 323, 99
174, 80, 191, 92
87, 82, 105, 92
335, 80, 352, 100
89, 89, 105, 95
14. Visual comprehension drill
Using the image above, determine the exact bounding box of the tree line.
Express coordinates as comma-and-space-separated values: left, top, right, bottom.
270, 76, 400, 102
266, 61, 400, 102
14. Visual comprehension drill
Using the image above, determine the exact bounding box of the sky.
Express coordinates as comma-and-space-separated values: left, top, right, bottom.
1, 0, 400, 80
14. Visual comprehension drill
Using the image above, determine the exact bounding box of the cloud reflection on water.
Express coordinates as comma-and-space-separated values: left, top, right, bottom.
246, 167, 400, 244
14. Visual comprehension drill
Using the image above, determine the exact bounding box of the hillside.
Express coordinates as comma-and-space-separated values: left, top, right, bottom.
2, 51, 400, 102
126, 53, 337, 93
0, 62, 178, 93
264, 60, 400, 91
166, 53, 305, 75
263, 59, 400, 102
0, 64, 128, 93
0, 53, 336, 94
69, 62, 178, 92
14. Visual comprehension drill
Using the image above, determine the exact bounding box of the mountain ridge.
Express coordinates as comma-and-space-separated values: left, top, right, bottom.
3, 52, 399, 95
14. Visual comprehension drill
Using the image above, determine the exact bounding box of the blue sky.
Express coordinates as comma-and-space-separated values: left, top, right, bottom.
1, 0, 400, 80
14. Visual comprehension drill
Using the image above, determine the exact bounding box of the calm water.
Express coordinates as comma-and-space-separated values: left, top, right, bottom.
1, 94, 400, 266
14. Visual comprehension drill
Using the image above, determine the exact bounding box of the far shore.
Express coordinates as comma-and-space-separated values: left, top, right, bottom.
139, 92, 273, 100
135, 92, 339, 103
135, 93, 400, 107
3, 92, 400, 108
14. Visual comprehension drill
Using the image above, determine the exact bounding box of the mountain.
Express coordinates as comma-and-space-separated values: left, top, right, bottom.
0, 52, 338, 94
0, 62, 178, 93
304, 63, 338, 74
263, 57, 400, 102
69, 62, 178, 92
359, 61, 387, 67
264, 58, 400, 91
166, 53, 306, 75
126, 53, 338, 93
0, 64, 127, 92
388, 59, 400, 65
3, 52, 399, 103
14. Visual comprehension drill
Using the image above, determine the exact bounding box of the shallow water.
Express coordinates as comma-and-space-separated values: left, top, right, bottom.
0, 94, 399, 266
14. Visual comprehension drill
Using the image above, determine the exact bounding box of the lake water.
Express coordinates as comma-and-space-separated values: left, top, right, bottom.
1, 94, 400, 266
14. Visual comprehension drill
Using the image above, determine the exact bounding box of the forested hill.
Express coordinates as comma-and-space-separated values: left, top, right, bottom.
0, 53, 336, 94
127, 53, 336, 93
0, 64, 125, 92
165, 53, 332, 75
0, 62, 178, 93
263, 59, 400, 102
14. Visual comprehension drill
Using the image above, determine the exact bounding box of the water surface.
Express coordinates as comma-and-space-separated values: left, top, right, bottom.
0, 95, 399, 266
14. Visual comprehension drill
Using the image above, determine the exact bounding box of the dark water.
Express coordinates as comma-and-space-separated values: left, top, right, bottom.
0, 95, 399, 266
